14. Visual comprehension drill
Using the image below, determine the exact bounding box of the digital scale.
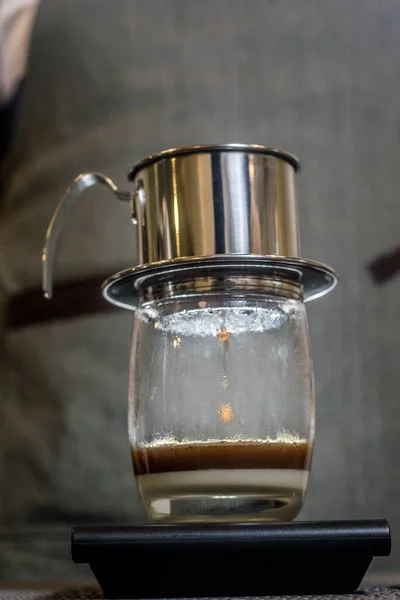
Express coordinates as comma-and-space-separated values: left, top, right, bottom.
72, 520, 391, 598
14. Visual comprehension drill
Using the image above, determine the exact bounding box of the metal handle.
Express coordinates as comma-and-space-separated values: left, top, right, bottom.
42, 172, 133, 299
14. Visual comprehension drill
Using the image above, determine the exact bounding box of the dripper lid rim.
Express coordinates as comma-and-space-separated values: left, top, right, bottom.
128, 144, 300, 180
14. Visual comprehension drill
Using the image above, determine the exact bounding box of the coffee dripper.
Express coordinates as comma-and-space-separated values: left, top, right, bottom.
43, 144, 337, 523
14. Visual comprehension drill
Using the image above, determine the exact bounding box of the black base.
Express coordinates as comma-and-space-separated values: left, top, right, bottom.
72, 520, 391, 598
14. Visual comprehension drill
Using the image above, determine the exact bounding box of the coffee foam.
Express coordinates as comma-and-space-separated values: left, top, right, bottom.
139, 431, 306, 449
139, 303, 300, 337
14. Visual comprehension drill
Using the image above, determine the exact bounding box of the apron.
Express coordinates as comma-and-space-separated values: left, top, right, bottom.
0, 0, 399, 572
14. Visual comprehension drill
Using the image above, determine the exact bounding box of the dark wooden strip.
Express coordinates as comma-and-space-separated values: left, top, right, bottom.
5, 273, 122, 330
368, 245, 400, 283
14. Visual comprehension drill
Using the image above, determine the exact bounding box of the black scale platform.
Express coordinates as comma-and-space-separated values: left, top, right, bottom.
72, 520, 391, 598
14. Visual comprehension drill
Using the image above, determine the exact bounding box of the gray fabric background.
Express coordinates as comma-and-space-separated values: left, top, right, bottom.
2, 587, 400, 600
3, 587, 400, 600
0, 0, 399, 577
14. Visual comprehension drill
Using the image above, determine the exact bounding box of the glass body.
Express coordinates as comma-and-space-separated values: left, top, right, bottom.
129, 277, 315, 522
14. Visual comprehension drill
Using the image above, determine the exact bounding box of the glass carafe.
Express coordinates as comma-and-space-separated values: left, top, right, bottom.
129, 274, 314, 522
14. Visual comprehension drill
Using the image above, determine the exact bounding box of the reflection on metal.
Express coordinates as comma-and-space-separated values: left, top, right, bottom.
171, 158, 181, 257
130, 145, 301, 266
102, 256, 337, 309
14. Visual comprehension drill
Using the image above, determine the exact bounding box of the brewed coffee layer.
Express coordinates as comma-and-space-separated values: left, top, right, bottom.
132, 439, 312, 475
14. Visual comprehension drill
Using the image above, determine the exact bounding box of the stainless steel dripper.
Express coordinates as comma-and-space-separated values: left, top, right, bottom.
42, 144, 337, 307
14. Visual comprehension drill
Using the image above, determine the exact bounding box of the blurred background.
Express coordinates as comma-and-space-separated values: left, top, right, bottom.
0, 0, 399, 583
